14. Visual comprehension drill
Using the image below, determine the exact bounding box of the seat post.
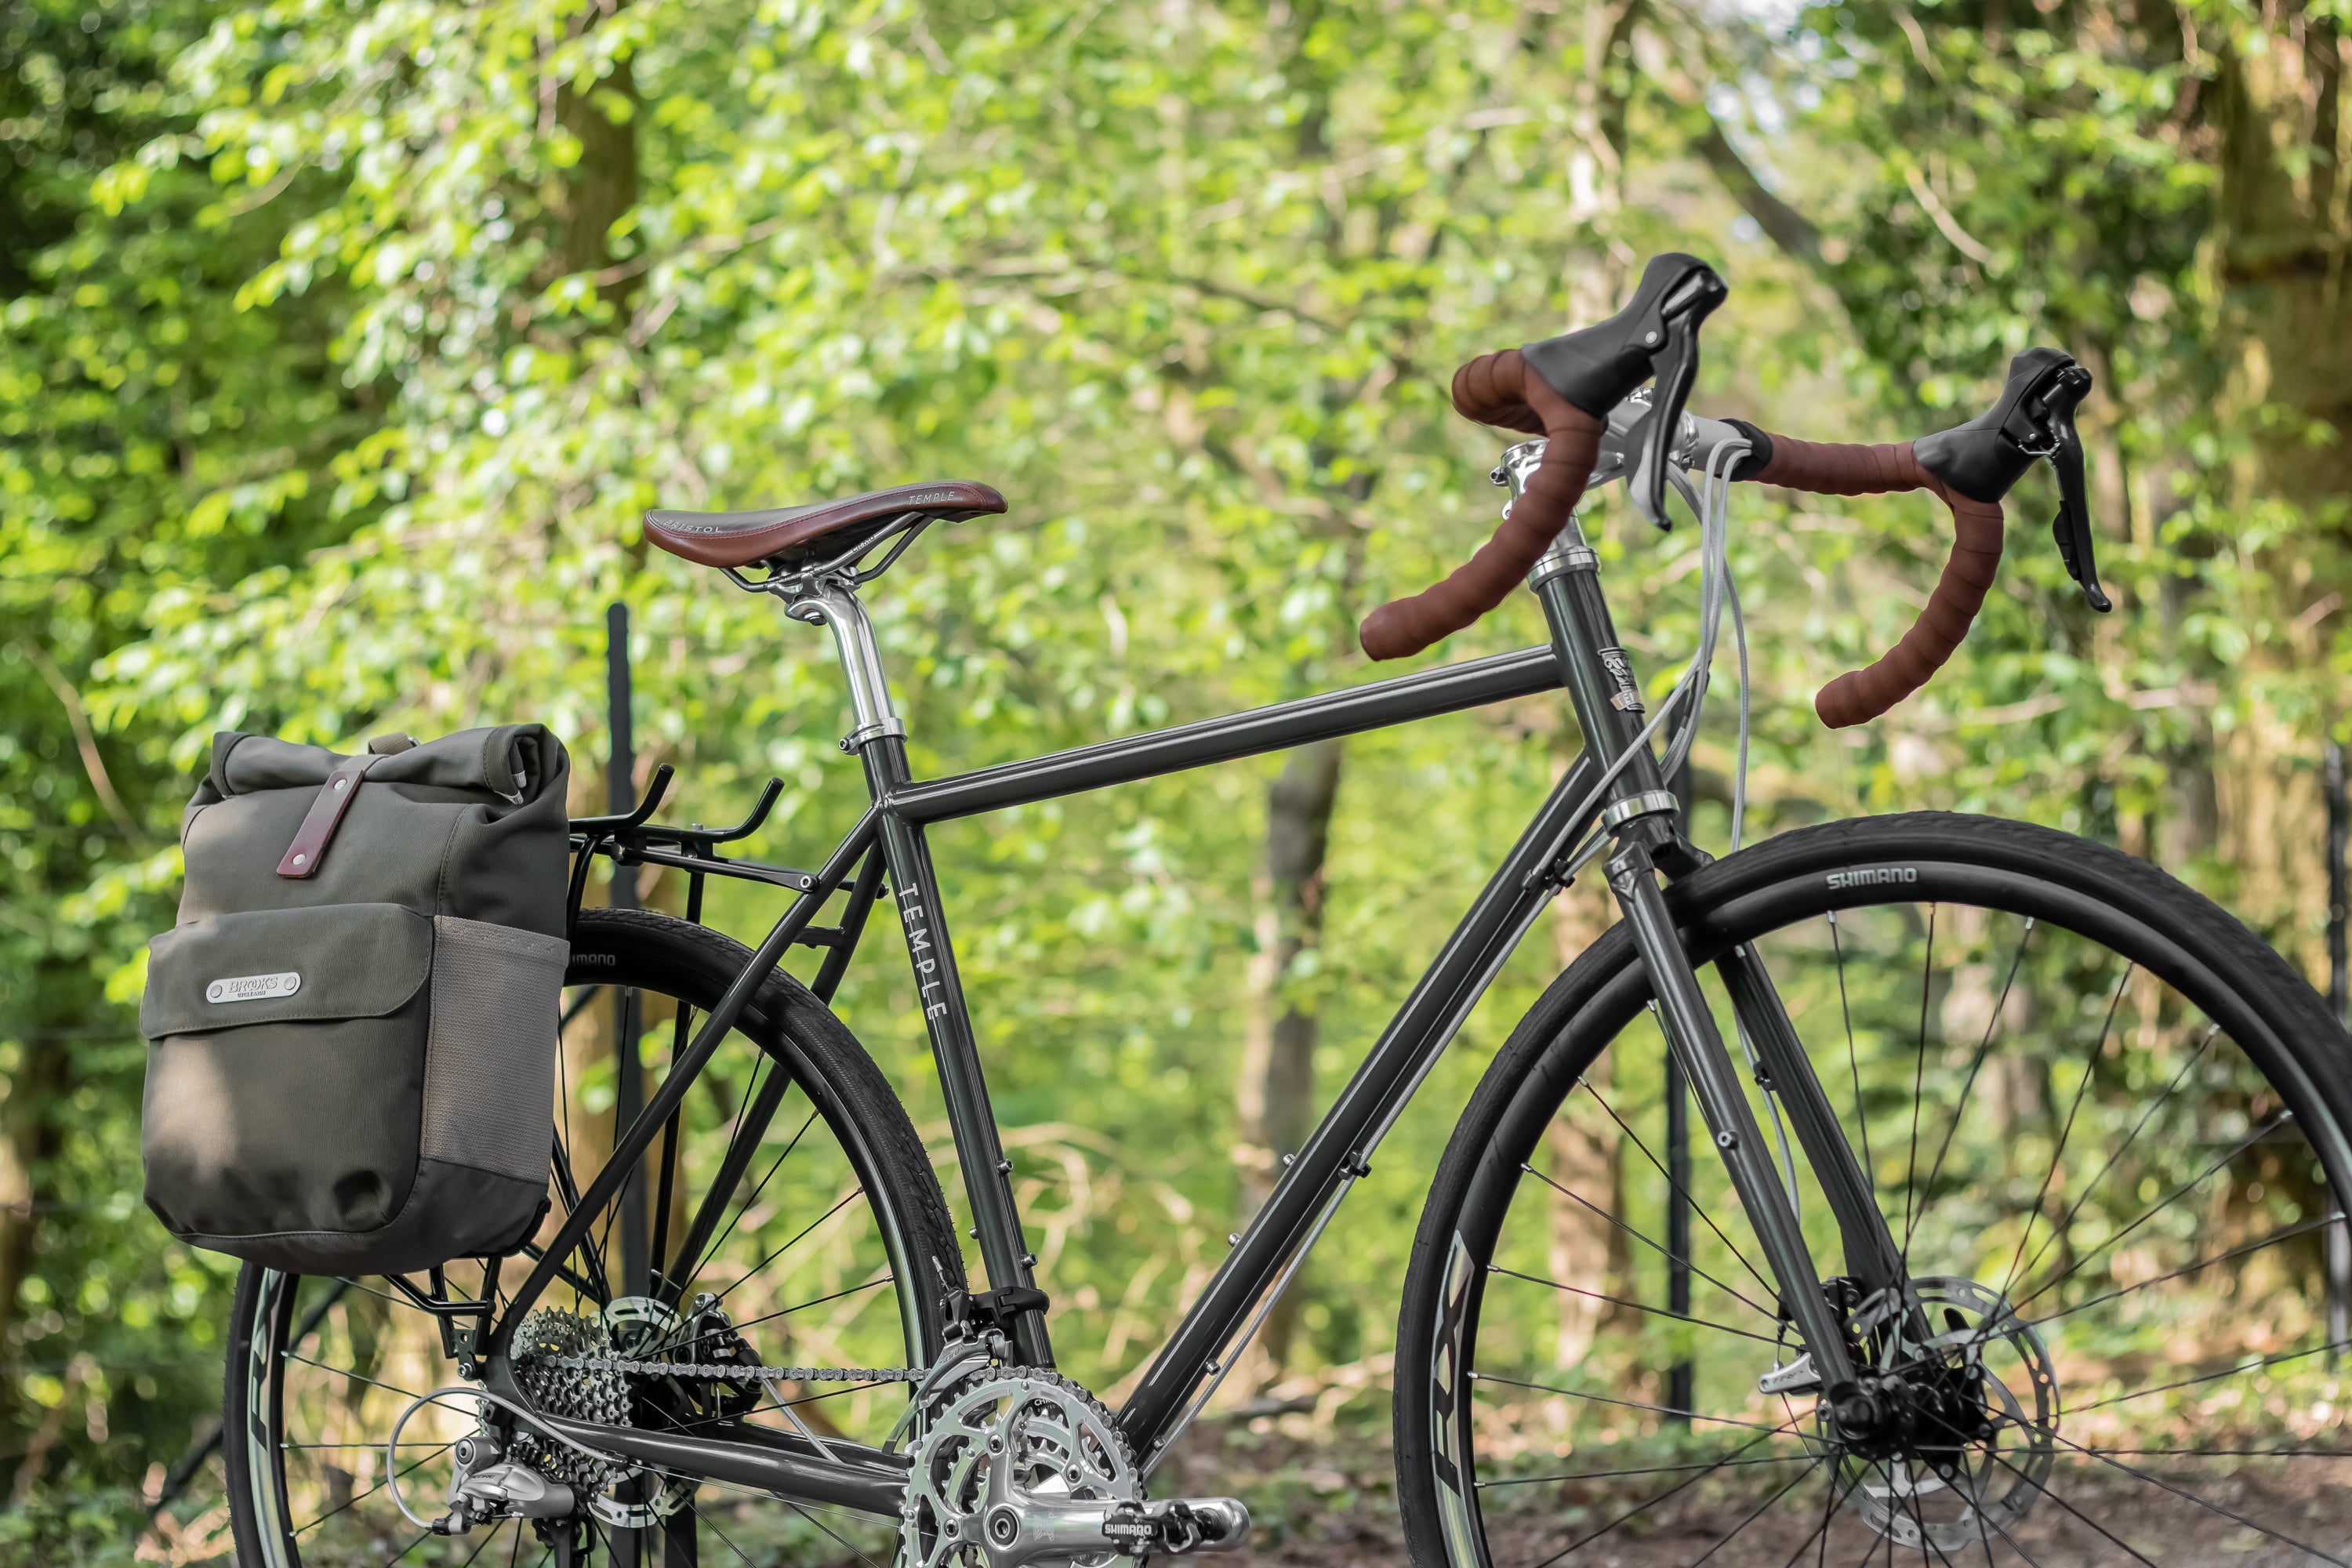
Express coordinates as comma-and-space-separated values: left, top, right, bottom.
785, 578, 904, 753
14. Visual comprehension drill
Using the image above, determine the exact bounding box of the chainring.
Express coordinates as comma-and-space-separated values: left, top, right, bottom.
902, 1365, 1141, 1568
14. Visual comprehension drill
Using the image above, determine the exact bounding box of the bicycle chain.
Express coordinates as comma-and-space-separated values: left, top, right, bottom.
544, 1353, 927, 1385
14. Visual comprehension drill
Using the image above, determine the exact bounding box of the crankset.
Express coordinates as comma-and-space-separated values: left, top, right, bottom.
901, 1341, 1250, 1568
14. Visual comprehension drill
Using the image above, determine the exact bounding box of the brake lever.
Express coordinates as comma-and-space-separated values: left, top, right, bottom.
1621, 271, 1727, 530
2031, 367, 2108, 612
1519, 253, 1727, 532
1914, 347, 2110, 614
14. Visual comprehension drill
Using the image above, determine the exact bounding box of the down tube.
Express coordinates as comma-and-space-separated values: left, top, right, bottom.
1118, 750, 1604, 1455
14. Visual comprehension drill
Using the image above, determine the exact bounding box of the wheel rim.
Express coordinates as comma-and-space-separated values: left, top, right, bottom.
233, 936, 939, 1567
1443, 873, 2352, 1566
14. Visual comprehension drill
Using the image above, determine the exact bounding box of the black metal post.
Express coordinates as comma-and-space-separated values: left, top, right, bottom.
608, 603, 648, 1294
1664, 757, 1694, 1424
608, 603, 650, 1568
2326, 740, 2349, 1366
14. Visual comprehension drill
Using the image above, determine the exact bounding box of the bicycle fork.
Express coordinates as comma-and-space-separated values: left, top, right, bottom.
1528, 524, 1903, 1427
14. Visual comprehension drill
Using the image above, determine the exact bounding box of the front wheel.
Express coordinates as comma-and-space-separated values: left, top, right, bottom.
1397, 813, 2352, 1567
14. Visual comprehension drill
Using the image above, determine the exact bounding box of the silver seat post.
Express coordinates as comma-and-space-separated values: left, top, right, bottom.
786, 577, 905, 753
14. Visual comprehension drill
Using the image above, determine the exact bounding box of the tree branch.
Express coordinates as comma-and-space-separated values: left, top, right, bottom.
23, 645, 140, 840
1690, 121, 1823, 267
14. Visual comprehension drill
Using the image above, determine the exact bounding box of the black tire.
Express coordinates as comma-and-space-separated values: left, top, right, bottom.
225, 906, 963, 1567
1396, 812, 2352, 1568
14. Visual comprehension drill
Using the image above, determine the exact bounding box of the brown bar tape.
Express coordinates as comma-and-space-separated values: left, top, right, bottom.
1751, 435, 2005, 728
1359, 350, 1604, 661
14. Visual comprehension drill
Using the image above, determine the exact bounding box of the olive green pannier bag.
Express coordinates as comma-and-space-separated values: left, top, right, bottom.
139, 726, 571, 1276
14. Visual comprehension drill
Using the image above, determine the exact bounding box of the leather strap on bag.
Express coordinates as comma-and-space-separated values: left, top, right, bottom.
276, 754, 379, 878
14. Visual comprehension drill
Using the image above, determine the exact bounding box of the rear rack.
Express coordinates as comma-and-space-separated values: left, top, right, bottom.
565, 768, 875, 950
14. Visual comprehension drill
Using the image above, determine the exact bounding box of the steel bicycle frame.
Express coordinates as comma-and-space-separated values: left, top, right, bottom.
484, 495, 1904, 1508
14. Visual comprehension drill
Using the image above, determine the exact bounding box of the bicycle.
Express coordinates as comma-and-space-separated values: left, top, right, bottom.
221, 254, 2352, 1567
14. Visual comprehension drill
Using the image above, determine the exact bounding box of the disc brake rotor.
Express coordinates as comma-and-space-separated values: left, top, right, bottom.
1825, 1276, 2058, 1552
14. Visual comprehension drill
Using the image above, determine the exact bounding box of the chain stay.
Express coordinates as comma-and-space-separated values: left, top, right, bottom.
545, 1352, 924, 1385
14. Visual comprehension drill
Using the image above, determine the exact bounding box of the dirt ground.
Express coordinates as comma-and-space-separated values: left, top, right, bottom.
1152, 1418, 2352, 1568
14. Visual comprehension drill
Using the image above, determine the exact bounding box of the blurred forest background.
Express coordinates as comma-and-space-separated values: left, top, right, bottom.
2, 0, 2347, 1555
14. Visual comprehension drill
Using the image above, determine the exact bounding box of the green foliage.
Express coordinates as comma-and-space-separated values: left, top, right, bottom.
1, 0, 2343, 1546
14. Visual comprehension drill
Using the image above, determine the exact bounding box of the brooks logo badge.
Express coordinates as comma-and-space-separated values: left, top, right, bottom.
206, 971, 302, 1004
1827, 866, 1918, 891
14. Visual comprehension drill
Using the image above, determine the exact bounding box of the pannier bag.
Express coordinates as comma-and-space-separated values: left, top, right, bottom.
140, 725, 572, 1276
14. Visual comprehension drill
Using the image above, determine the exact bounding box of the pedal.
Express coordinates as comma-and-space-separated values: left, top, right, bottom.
1758, 1351, 1821, 1396
1104, 1498, 1250, 1557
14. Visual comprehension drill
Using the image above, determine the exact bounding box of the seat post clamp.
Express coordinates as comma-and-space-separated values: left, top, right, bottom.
840, 717, 907, 754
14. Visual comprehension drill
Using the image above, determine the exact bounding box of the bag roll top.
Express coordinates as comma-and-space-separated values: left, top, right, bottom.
140, 725, 572, 1276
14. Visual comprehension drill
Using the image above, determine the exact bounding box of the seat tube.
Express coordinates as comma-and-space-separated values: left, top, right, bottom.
792, 579, 1051, 1365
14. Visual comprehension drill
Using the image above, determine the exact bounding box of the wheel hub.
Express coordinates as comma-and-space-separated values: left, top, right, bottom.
1816, 1276, 2057, 1552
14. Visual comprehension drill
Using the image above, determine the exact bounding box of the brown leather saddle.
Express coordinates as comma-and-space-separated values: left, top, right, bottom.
644, 480, 1007, 572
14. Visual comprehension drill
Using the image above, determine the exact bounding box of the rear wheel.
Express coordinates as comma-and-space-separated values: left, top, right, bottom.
224, 906, 962, 1566
1397, 813, 2352, 1567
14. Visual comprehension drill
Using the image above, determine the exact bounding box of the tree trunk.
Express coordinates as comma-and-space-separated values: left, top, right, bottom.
2206, 4, 2348, 973
1544, 748, 1630, 1375
0, 1005, 65, 1488
1235, 739, 1343, 1379
550, 22, 640, 307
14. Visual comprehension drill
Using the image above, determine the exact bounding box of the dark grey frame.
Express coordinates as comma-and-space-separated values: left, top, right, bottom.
480, 532, 1895, 1511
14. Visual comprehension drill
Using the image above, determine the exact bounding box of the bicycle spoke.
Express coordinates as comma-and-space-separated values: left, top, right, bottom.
1900, 906, 1936, 1261
1488, 1264, 1784, 1345
2013, 1109, 2292, 1315
281, 1353, 426, 1403
2029, 1214, 2333, 1330
2007, 1020, 2216, 1298
689, 1105, 821, 1292
673, 1272, 895, 1356
712, 1184, 866, 1307
1826, 909, 1876, 1218
383, 1526, 438, 1566
1681, 1456, 1822, 1568
1471, 1371, 1809, 1437
1979, 1449, 2153, 1566
448, 1519, 508, 1568
786, 1497, 887, 1568
2082, 1444, 2352, 1457
1871, 1456, 1954, 1568
1994, 967, 2140, 1301
1478, 1454, 1817, 1488
291, 1440, 452, 1536
1520, 1420, 1806, 1568
2067, 1337, 2351, 1415
1519, 1161, 1780, 1320
279, 1439, 463, 1452
1799, 1457, 1840, 1568
1904, 918, 2032, 1261
700, 1507, 764, 1568
1580, 1074, 1780, 1303
2042, 1429, 2348, 1565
